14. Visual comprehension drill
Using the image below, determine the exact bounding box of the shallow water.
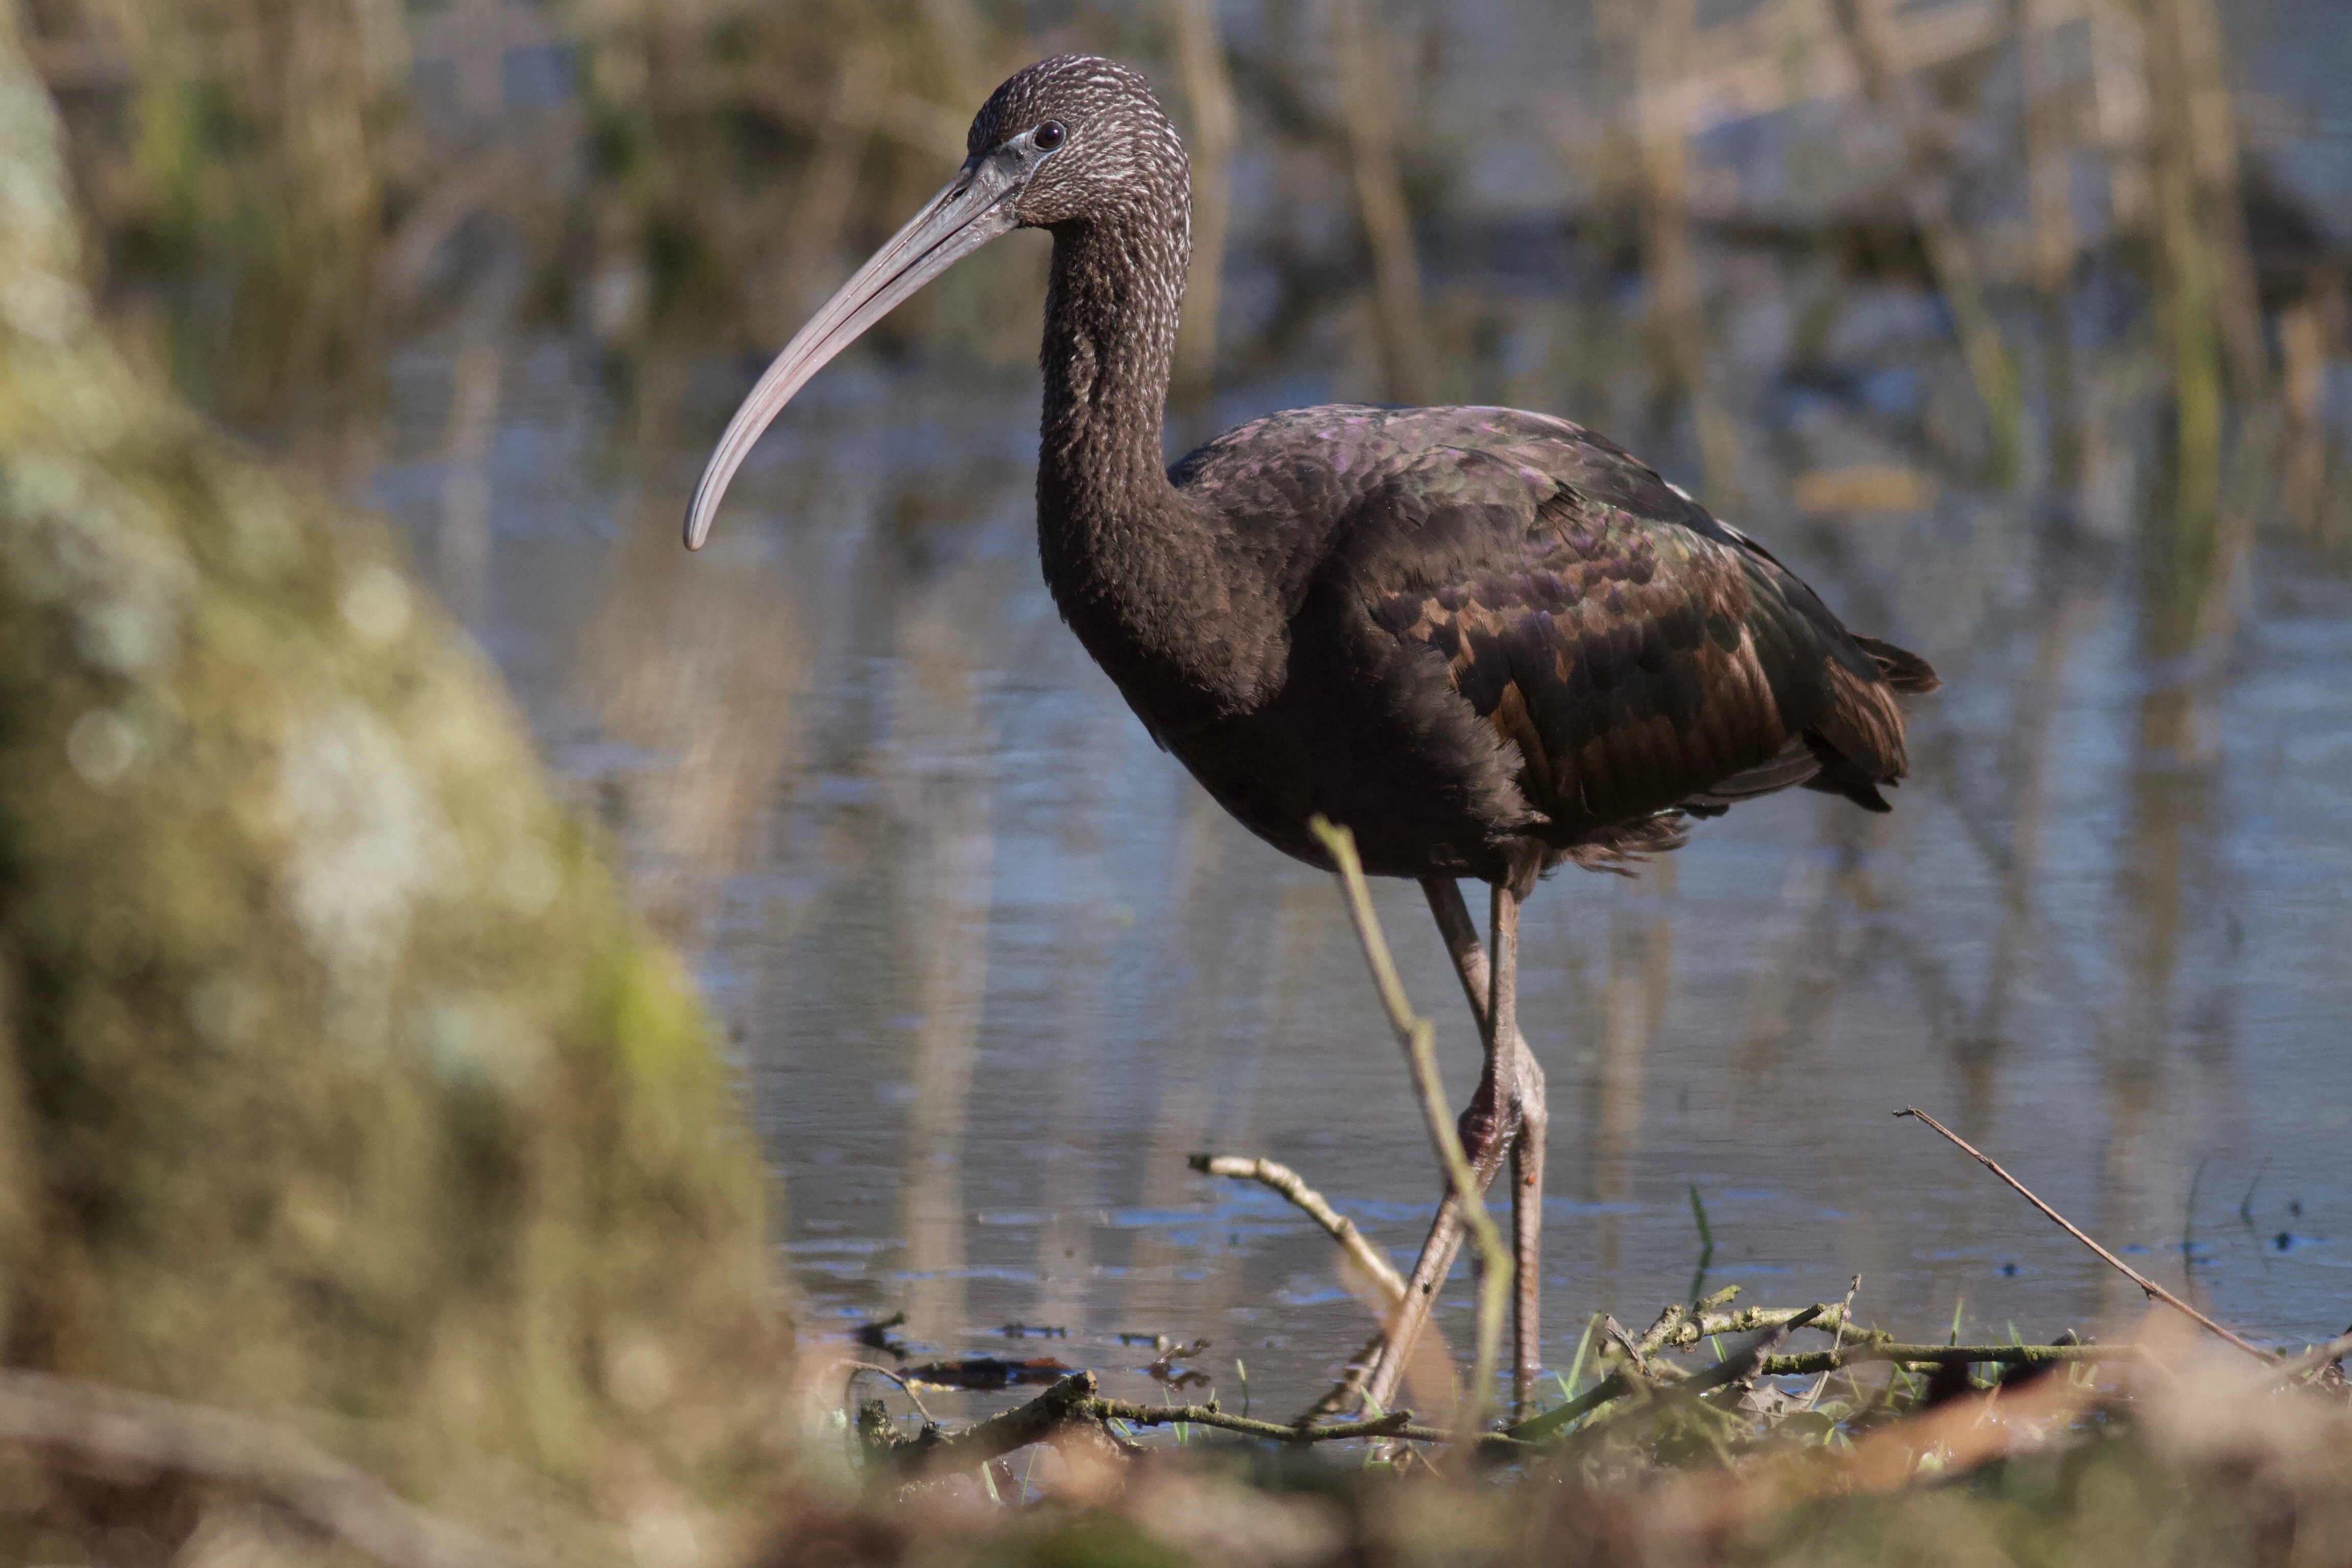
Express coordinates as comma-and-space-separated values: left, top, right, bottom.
344, 275, 2352, 1427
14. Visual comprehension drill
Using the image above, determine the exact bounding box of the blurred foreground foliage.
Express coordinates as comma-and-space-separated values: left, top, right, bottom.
798, 1361, 2352, 1568
0, 9, 790, 1559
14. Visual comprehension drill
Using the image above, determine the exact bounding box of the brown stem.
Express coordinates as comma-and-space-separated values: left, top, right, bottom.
1895, 1107, 2275, 1362
1311, 818, 1511, 1428
1190, 1153, 1405, 1303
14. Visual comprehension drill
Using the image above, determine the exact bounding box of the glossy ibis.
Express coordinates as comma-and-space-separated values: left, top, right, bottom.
685, 55, 1938, 1415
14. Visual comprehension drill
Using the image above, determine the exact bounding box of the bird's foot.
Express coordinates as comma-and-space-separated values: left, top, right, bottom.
1455, 1045, 1543, 1173
1455, 1091, 1518, 1177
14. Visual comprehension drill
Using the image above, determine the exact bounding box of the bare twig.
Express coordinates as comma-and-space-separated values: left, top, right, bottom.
1705, 1303, 1825, 1396
834, 1359, 939, 1426
1094, 1397, 1530, 1455
1753, 1341, 2148, 1377
879, 1370, 1530, 1477
1302, 1326, 1390, 1420
2269, 1331, 2352, 1385
886, 1372, 1129, 1476
1793, 1275, 1864, 1414
1191, 1154, 1406, 1303
1508, 1338, 2146, 1444
1310, 817, 1512, 1428
1896, 1108, 2276, 1363
1631, 1288, 1871, 1358
1604, 1315, 1651, 1375
0, 1370, 541, 1568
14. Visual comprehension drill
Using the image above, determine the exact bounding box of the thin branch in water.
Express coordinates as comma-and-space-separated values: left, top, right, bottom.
1191, 1153, 1406, 1303
1309, 816, 1512, 1429
876, 1370, 1533, 1477
1895, 1107, 2276, 1363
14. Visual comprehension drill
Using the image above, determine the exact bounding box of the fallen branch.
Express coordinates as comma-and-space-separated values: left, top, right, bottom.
0, 1370, 541, 1568
1092, 1397, 1531, 1455
1507, 1338, 2144, 1444
886, 1372, 1129, 1476
1896, 1108, 2277, 1363
1190, 1154, 1406, 1304
1752, 1341, 2148, 1377
2268, 1330, 2352, 1385
879, 1369, 1533, 1476
1792, 1275, 1865, 1415
1636, 1293, 1883, 1357
1310, 816, 1512, 1428
1720, 1303, 1825, 1396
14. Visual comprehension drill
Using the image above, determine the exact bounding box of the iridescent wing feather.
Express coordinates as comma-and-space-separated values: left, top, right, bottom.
1182, 406, 1936, 859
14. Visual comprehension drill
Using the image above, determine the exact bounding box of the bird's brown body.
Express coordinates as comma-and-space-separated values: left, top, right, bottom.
1125, 403, 1937, 893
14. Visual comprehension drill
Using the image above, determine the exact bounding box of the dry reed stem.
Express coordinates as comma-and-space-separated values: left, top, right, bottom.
1830, 0, 2023, 483
1308, 815, 1511, 1429
1190, 1154, 1407, 1304
1327, 0, 1429, 404
1896, 1106, 2276, 1362
1168, 0, 1237, 386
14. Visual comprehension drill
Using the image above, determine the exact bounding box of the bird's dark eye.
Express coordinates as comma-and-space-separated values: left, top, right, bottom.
1034, 120, 1066, 151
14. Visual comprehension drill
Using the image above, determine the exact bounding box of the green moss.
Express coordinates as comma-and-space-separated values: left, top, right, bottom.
0, 8, 783, 1540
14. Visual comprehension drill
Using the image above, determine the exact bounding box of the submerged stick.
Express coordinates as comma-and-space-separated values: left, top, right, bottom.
1190, 1154, 1406, 1303
1311, 816, 1513, 1428
1895, 1108, 2276, 1363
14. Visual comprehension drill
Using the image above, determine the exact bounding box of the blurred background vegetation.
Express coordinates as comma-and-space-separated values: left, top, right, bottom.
18, 0, 2344, 516
17, 0, 2352, 675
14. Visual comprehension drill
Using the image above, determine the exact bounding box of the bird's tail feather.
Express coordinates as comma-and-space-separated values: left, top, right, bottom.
1562, 812, 1691, 876
1854, 635, 1941, 695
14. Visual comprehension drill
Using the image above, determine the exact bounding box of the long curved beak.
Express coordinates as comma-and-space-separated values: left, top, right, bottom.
683, 151, 1027, 550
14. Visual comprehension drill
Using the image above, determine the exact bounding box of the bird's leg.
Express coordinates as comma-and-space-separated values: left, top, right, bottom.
1358, 878, 1540, 1417
1490, 880, 1545, 1414
1433, 875, 1544, 1406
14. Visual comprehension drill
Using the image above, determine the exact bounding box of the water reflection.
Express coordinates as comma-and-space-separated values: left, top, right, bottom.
361, 311, 2350, 1429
